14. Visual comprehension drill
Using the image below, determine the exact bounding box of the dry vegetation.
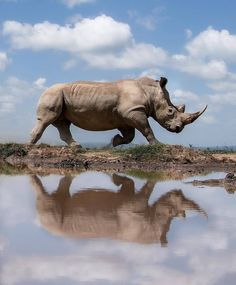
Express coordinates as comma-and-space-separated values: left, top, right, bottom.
0, 143, 235, 174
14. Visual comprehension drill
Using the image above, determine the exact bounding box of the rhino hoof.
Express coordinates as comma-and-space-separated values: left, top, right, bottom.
112, 134, 122, 147
149, 139, 161, 146
70, 142, 82, 148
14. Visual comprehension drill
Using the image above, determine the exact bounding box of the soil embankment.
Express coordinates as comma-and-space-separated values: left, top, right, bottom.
0, 143, 235, 176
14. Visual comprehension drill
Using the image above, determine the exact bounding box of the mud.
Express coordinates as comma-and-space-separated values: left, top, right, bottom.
0, 143, 235, 176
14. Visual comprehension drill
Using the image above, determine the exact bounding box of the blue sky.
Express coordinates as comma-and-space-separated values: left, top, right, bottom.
0, 0, 235, 146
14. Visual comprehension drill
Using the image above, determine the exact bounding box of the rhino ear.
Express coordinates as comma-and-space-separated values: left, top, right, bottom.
160, 77, 168, 88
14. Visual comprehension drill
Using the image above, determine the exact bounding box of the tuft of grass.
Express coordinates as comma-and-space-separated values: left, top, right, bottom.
113, 143, 169, 160
0, 162, 26, 175
0, 143, 28, 158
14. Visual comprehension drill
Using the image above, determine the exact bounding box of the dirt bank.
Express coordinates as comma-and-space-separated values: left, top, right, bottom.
0, 143, 235, 176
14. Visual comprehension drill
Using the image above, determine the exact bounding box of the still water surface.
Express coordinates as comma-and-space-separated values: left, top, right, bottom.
0, 171, 236, 284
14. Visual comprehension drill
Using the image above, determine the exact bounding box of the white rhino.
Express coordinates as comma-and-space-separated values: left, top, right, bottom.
30, 77, 207, 146
30, 173, 205, 245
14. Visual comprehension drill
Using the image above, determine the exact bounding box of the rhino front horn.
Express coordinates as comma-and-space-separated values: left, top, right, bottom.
183, 198, 208, 218
183, 105, 207, 125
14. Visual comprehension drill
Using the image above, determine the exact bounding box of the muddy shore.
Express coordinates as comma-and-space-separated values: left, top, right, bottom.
0, 143, 235, 177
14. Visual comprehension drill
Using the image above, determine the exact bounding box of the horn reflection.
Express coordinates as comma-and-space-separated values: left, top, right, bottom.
30, 173, 205, 246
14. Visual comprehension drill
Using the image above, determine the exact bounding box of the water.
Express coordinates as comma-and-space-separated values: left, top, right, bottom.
0, 170, 236, 285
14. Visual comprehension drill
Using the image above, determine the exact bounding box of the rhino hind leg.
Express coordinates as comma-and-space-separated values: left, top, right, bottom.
53, 120, 78, 146
112, 173, 135, 195
112, 128, 135, 147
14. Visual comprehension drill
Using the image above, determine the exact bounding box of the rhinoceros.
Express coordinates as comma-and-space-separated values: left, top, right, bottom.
30, 173, 205, 245
30, 77, 207, 146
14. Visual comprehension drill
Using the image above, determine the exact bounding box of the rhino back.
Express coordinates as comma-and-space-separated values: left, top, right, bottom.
38, 81, 118, 112
61, 80, 144, 131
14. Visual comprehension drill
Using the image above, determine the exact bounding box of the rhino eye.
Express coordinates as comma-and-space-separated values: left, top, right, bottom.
168, 108, 175, 115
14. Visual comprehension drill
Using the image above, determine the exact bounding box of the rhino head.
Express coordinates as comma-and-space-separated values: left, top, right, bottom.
152, 77, 207, 133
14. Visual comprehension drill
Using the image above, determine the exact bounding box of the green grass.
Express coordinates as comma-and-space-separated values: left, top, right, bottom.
0, 162, 26, 175
126, 169, 173, 180
113, 143, 169, 160
0, 143, 28, 158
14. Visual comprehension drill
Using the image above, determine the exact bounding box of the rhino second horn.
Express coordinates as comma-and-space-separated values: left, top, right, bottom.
177, 104, 185, 113
183, 105, 207, 125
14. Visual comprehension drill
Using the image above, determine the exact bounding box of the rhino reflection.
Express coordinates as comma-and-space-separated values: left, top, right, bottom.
187, 173, 236, 194
30, 174, 205, 246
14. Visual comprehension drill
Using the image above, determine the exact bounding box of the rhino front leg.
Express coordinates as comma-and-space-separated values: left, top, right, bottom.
138, 180, 156, 199
112, 128, 135, 147
125, 111, 159, 145
55, 175, 73, 198
30, 119, 49, 144
140, 125, 157, 144
30, 174, 46, 195
142, 124, 158, 145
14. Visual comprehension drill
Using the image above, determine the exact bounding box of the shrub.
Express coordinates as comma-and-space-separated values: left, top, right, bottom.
0, 143, 28, 158
114, 143, 168, 160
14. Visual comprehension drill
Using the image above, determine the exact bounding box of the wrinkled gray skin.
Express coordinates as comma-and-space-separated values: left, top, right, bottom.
30, 77, 207, 147
30, 174, 205, 245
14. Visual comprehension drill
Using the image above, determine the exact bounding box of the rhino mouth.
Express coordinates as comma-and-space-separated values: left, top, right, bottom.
166, 125, 183, 133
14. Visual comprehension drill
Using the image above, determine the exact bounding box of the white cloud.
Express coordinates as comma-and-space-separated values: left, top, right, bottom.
2, 15, 132, 53
0, 236, 7, 251
137, 17, 156, 31
185, 28, 193, 39
201, 114, 217, 124
62, 0, 94, 8
208, 80, 236, 92
172, 54, 228, 80
186, 26, 236, 62
67, 13, 83, 24
33, 77, 47, 89
0, 77, 46, 116
128, 7, 165, 31
63, 58, 78, 70
209, 92, 236, 106
128, 9, 158, 30
2, 17, 236, 86
207, 72, 236, 107
82, 42, 168, 69
173, 89, 199, 102
170, 27, 236, 80
0, 52, 10, 71
139, 68, 162, 79
2, 16, 168, 70
1, 252, 130, 285
2, 231, 236, 285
